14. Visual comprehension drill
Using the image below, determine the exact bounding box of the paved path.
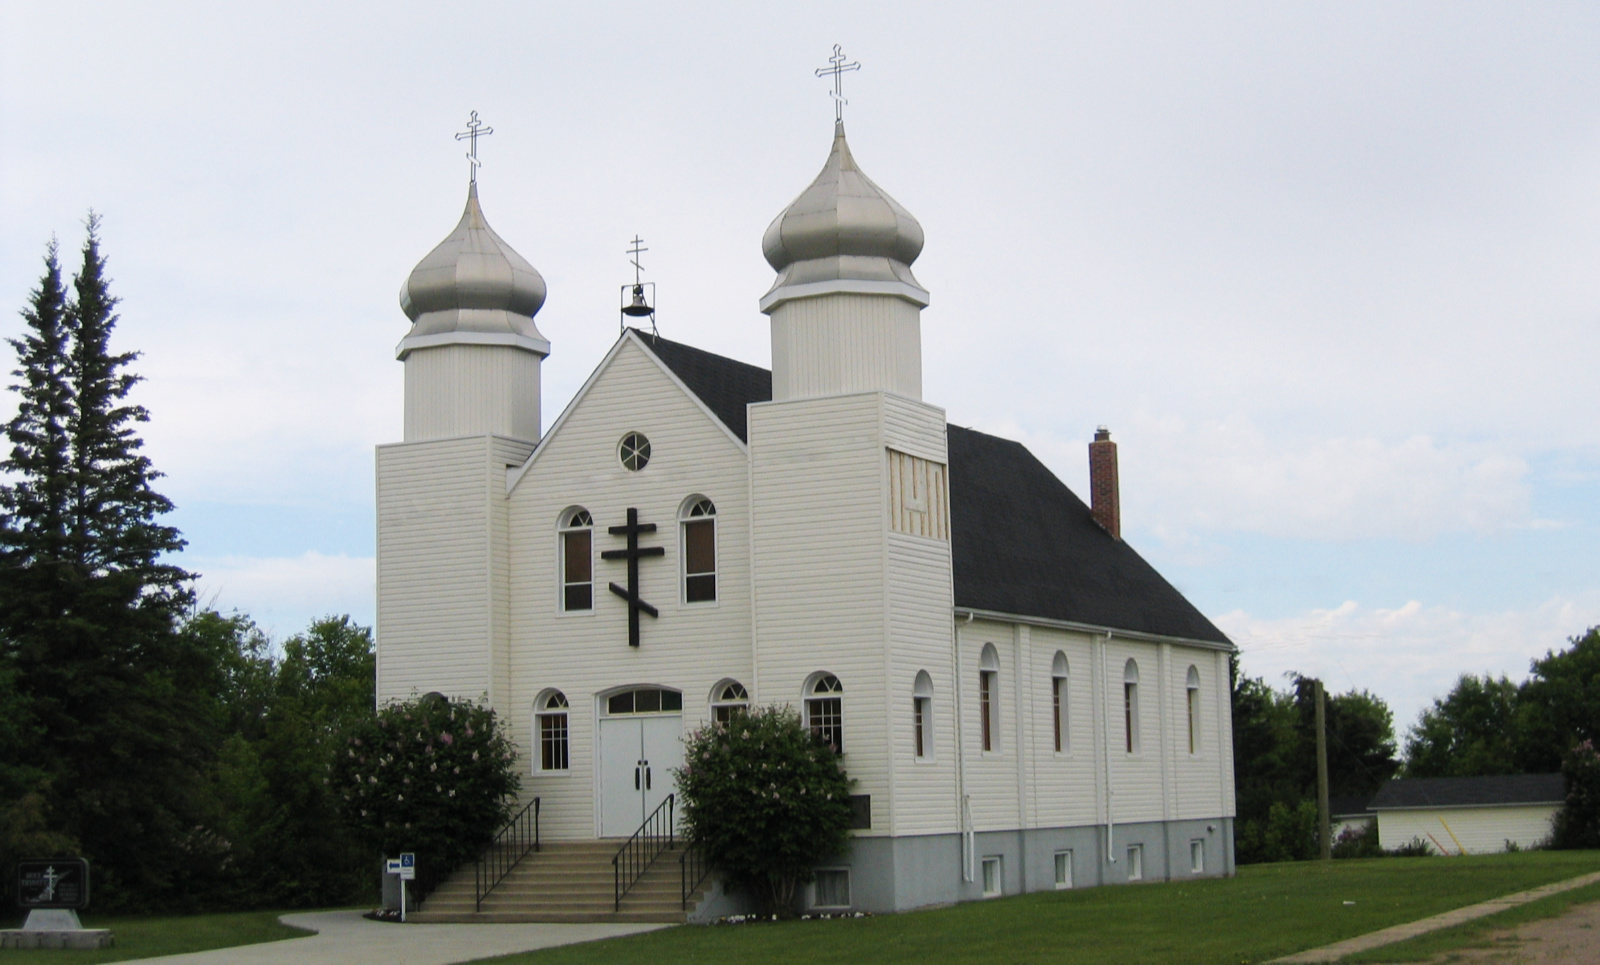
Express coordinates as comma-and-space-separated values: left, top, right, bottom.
130, 910, 669, 965
1272, 870, 1600, 963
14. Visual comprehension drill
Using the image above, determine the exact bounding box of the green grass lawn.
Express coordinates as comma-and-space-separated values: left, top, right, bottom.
1346, 878, 1600, 963
0, 909, 311, 964
470, 850, 1600, 965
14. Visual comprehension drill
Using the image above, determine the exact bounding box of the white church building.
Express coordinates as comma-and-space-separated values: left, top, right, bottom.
376, 109, 1237, 914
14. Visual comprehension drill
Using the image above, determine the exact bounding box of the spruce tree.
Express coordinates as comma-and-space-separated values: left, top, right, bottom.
0, 217, 211, 908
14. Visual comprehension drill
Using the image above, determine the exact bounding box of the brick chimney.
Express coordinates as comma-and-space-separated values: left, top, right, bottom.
1089, 426, 1120, 539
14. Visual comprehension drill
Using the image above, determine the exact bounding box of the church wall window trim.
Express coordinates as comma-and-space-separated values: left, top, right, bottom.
979, 644, 1000, 753
913, 670, 934, 761
618, 431, 651, 471
604, 687, 683, 716
1051, 651, 1070, 755
1123, 659, 1141, 754
679, 496, 717, 604
806, 673, 844, 753
536, 690, 570, 773
559, 507, 594, 613
887, 449, 949, 540
1186, 665, 1202, 755
710, 679, 748, 725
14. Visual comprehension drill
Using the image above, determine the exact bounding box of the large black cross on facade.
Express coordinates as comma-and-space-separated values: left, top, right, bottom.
602, 508, 664, 647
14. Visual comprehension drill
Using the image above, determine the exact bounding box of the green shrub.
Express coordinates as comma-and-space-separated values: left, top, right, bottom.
1331, 821, 1383, 859
330, 694, 520, 887
1552, 739, 1600, 849
676, 705, 853, 916
1387, 836, 1435, 857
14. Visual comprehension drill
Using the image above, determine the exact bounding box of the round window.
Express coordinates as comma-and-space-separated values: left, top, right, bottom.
618, 432, 651, 472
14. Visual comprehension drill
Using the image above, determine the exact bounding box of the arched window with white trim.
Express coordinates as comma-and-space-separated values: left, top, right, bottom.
559, 508, 593, 612
913, 670, 934, 761
806, 673, 844, 753
979, 644, 1000, 753
1123, 659, 1141, 754
1051, 651, 1070, 754
711, 680, 748, 725
536, 690, 570, 772
680, 496, 717, 603
1186, 665, 1201, 755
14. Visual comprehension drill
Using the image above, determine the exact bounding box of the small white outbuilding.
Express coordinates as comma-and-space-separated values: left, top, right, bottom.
1370, 774, 1565, 855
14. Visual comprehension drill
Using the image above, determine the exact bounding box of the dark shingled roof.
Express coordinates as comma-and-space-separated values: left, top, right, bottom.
1329, 795, 1375, 818
636, 333, 1230, 647
634, 332, 771, 444
947, 426, 1230, 645
1369, 774, 1566, 810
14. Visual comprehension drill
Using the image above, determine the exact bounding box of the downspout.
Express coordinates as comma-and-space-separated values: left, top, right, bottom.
1102, 630, 1116, 865
957, 612, 974, 882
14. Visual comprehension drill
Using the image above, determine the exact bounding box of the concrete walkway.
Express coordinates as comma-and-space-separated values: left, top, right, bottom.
1272, 870, 1600, 963
129, 909, 670, 965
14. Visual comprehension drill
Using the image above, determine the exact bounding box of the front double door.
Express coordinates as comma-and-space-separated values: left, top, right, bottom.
598, 714, 683, 837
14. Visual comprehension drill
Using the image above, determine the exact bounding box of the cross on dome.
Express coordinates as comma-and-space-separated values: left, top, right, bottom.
455, 110, 494, 183
814, 44, 861, 123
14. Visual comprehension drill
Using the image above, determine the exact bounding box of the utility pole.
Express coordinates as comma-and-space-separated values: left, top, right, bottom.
1315, 678, 1331, 861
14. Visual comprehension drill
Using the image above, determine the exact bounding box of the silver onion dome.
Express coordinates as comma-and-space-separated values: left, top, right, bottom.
398, 182, 549, 358
760, 120, 927, 306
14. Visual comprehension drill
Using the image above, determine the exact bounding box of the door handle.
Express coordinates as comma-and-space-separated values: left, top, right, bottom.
634, 766, 640, 790
646, 766, 652, 790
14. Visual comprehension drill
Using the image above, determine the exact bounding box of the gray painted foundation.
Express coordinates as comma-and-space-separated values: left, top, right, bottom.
690, 816, 1235, 919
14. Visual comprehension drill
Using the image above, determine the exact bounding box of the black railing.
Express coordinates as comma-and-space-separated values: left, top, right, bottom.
474, 797, 540, 912
680, 841, 710, 910
613, 793, 674, 911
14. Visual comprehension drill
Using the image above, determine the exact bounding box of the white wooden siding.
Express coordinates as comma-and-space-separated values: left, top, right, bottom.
506, 338, 755, 840
404, 344, 542, 442
376, 435, 530, 705
769, 293, 922, 401
1378, 805, 1557, 854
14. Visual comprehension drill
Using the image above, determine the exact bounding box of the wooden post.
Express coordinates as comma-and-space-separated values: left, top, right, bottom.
1315, 679, 1331, 861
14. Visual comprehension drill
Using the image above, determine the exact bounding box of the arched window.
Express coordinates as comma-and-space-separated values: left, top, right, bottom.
1123, 659, 1141, 754
1051, 651, 1070, 754
536, 690, 569, 772
711, 680, 748, 725
913, 671, 934, 761
979, 644, 1000, 753
806, 673, 844, 753
1186, 665, 1201, 755
559, 508, 593, 612
680, 497, 717, 603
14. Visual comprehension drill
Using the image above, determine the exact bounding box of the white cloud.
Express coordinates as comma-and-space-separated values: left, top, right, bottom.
189, 552, 374, 638
1219, 593, 1600, 738
1130, 419, 1532, 542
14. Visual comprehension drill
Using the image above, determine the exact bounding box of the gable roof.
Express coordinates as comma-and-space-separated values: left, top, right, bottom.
1369, 774, 1566, 810
947, 426, 1230, 645
634, 334, 1229, 647
633, 332, 771, 444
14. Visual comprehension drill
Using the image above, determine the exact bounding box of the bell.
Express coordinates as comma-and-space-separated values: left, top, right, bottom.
621, 284, 653, 317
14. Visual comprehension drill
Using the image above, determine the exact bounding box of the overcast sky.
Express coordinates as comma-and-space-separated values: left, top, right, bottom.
3, 1, 1597, 737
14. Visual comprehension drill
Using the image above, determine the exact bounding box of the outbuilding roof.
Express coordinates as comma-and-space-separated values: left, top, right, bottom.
1369, 774, 1566, 810
635, 332, 1231, 648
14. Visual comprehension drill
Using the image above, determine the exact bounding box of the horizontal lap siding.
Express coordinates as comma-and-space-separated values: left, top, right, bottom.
1106, 641, 1163, 824
1378, 805, 1558, 854
508, 342, 754, 840
751, 394, 891, 835
961, 619, 1021, 831
1167, 646, 1230, 821
887, 532, 957, 834
376, 436, 497, 704
1029, 628, 1102, 828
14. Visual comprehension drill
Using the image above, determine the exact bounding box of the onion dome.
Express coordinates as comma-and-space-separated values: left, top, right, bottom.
760, 120, 928, 312
397, 182, 550, 359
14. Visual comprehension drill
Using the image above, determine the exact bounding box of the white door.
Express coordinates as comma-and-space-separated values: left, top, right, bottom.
599, 715, 684, 836
642, 715, 684, 821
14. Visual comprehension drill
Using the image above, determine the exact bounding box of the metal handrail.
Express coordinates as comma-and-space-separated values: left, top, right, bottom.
613, 794, 674, 911
680, 841, 711, 910
474, 797, 541, 912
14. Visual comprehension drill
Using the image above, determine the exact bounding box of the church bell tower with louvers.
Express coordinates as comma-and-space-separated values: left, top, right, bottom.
749, 48, 959, 845
376, 112, 546, 708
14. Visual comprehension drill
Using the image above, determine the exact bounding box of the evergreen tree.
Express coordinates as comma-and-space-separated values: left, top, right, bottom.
0, 218, 209, 909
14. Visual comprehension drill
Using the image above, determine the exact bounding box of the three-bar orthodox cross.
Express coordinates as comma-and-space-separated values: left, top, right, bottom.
455, 110, 494, 184
815, 44, 861, 122
603, 508, 664, 647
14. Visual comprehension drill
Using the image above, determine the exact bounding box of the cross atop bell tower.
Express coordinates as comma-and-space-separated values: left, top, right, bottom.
814, 44, 861, 123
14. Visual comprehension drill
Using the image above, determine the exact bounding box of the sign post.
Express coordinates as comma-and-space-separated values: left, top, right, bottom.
398, 853, 415, 922
2, 859, 113, 950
